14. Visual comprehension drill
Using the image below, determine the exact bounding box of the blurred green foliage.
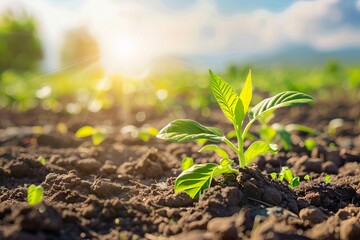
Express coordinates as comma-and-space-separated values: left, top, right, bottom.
0, 10, 43, 72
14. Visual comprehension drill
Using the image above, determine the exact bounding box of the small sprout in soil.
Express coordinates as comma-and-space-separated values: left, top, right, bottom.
38, 155, 46, 165
27, 184, 44, 206
56, 122, 68, 134
258, 111, 318, 151
271, 167, 300, 188
325, 174, 331, 183
304, 174, 311, 181
138, 127, 159, 142
325, 118, 344, 137
181, 157, 194, 171
304, 137, 317, 151
157, 69, 314, 199
76, 126, 107, 145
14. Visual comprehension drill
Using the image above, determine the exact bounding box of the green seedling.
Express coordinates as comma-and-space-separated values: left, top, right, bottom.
75, 126, 107, 145
325, 175, 331, 183
138, 127, 159, 142
157, 70, 314, 199
27, 184, 44, 206
304, 174, 311, 181
37, 156, 46, 165
271, 167, 300, 188
258, 111, 318, 151
304, 138, 317, 151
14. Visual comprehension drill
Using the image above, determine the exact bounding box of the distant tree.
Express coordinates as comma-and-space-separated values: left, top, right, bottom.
60, 25, 100, 70
0, 10, 43, 72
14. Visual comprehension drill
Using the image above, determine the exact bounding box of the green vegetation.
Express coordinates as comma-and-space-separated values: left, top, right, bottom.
27, 184, 44, 206
37, 156, 46, 165
157, 70, 314, 199
76, 126, 107, 145
270, 167, 300, 188
325, 175, 331, 183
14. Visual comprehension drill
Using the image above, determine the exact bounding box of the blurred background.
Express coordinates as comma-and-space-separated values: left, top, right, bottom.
0, 0, 359, 114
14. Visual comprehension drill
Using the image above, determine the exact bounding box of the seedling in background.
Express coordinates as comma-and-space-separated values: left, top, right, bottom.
304, 174, 311, 181
270, 167, 300, 188
157, 70, 314, 199
304, 138, 317, 151
27, 184, 44, 206
37, 156, 46, 165
75, 126, 107, 145
257, 110, 318, 151
181, 157, 194, 171
325, 175, 331, 183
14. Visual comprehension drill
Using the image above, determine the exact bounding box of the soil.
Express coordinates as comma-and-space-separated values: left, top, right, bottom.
0, 97, 359, 240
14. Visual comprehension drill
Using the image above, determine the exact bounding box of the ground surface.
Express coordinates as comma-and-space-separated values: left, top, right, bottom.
0, 97, 359, 240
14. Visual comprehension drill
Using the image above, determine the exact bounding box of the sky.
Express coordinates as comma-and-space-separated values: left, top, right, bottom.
1, 0, 360, 74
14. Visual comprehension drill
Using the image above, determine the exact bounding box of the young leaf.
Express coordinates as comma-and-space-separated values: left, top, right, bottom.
304, 138, 317, 151
181, 157, 194, 171
278, 129, 292, 151
244, 141, 278, 165
27, 184, 44, 206
270, 172, 277, 179
285, 124, 319, 135
325, 175, 331, 183
92, 130, 106, 145
38, 156, 46, 165
260, 126, 277, 143
198, 144, 229, 159
76, 126, 95, 138
291, 176, 300, 188
157, 119, 224, 143
304, 174, 311, 181
278, 167, 294, 183
234, 98, 245, 130
249, 91, 314, 121
219, 158, 234, 167
175, 163, 218, 199
209, 70, 239, 124
239, 70, 252, 114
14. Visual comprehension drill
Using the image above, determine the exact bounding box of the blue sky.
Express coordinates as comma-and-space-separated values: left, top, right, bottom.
1, 0, 360, 73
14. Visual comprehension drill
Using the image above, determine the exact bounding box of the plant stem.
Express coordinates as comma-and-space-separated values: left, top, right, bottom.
235, 125, 246, 168
222, 138, 240, 156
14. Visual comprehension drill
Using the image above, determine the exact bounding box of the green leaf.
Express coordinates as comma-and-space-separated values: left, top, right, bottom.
37, 156, 46, 165
304, 174, 311, 181
92, 130, 106, 145
325, 175, 331, 183
76, 126, 95, 138
181, 157, 194, 171
285, 124, 319, 135
260, 126, 277, 143
175, 163, 218, 199
270, 172, 277, 179
279, 130, 292, 151
239, 69, 252, 114
291, 176, 300, 188
219, 158, 234, 167
234, 98, 245, 130
278, 167, 295, 184
304, 138, 317, 151
209, 70, 239, 124
157, 119, 224, 143
198, 144, 229, 159
244, 141, 278, 165
27, 184, 44, 206
249, 91, 314, 121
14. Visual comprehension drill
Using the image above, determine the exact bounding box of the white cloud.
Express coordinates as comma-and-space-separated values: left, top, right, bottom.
1, 0, 360, 70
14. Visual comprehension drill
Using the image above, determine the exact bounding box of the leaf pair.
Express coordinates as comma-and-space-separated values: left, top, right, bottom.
209, 69, 252, 130
75, 126, 107, 145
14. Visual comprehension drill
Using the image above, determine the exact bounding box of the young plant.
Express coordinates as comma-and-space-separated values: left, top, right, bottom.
270, 167, 300, 188
27, 184, 44, 206
157, 70, 314, 199
324, 174, 331, 183
75, 126, 107, 145
257, 111, 318, 151
37, 156, 46, 165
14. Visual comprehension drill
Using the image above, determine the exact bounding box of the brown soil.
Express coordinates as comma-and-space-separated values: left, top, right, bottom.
0, 97, 359, 240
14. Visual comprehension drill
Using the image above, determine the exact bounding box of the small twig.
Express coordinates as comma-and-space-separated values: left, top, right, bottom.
247, 196, 274, 207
